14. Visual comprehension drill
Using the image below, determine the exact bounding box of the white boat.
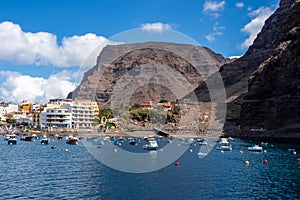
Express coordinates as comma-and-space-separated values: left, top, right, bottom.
218, 138, 229, 145
66, 134, 78, 145
8, 134, 17, 145
143, 138, 159, 150
248, 145, 263, 152
4, 134, 11, 141
216, 145, 232, 151
41, 135, 50, 145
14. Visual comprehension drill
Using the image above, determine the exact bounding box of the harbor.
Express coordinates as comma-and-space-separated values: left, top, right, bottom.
1, 133, 300, 199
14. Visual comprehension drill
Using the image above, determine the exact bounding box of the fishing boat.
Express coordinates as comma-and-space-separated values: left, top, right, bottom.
248, 145, 263, 152
41, 135, 50, 145
66, 135, 78, 145
8, 134, 17, 145
143, 138, 158, 150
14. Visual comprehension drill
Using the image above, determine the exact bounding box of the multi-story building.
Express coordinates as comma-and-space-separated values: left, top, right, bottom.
40, 99, 99, 129
41, 108, 72, 128
62, 100, 99, 128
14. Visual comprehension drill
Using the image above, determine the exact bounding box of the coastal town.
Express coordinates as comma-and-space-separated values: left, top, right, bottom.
0, 98, 213, 137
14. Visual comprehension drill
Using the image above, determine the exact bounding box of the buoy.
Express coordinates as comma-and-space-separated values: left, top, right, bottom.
189, 149, 193, 153
244, 160, 250, 165
263, 150, 267, 153
175, 161, 180, 166
263, 159, 268, 164
293, 151, 297, 155
118, 143, 122, 146
220, 150, 224, 154
160, 149, 163, 152
178, 143, 181, 146
194, 144, 197, 147
270, 144, 274, 148
51, 146, 56, 149
114, 148, 118, 152
297, 158, 300, 163
240, 150, 243, 154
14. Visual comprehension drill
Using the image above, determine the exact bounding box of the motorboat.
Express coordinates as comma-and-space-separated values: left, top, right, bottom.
4, 134, 11, 141
57, 136, 63, 140
248, 145, 263, 152
8, 134, 17, 145
216, 145, 232, 151
41, 135, 50, 145
66, 135, 78, 145
143, 139, 159, 150
218, 138, 229, 145
20, 135, 33, 141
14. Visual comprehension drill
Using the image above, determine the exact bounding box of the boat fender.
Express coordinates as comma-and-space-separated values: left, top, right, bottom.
244, 160, 250, 165
263, 159, 268, 164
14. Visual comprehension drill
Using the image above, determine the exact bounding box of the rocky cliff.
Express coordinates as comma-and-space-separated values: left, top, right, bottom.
239, 0, 300, 137
69, 42, 228, 107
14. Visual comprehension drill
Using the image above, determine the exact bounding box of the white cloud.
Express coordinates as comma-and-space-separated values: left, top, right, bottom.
203, 0, 225, 12
141, 22, 172, 33
236, 2, 244, 8
0, 21, 117, 67
205, 22, 224, 43
240, 6, 274, 49
205, 32, 223, 43
0, 70, 77, 103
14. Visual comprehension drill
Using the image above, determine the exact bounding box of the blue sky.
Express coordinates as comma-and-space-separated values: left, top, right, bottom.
0, 0, 279, 103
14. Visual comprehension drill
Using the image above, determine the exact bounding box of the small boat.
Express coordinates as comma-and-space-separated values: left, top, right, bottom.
20, 136, 33, 141
41, 135, 50, 145
216, 145, 232, 151
248, 145, 263, 152
218, 138, 229, 145
128, 137, 138, 145
57, 136, 63, 140
66, 135, 78, 145
288, 148, 296, 153
4, 134, 11, 141
143, 138, 159, 150
8, 134, 17, 145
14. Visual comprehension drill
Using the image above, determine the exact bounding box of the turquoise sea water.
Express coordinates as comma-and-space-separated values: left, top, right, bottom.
0, 136, 299, 199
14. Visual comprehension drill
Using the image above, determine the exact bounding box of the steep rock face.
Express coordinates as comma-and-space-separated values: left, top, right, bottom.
240, 0, 300, 134
220, 0, 296, 128
69, 42, 228, 107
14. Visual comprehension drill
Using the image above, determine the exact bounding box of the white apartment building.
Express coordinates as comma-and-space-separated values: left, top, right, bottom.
62, 100, 99, 128
41, 108, 72, 128
41, 99, 99, 129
